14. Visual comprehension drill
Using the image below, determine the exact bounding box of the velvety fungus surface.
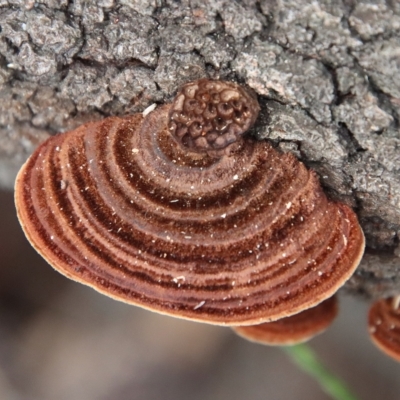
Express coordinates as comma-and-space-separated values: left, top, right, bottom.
14, 79, 365, 325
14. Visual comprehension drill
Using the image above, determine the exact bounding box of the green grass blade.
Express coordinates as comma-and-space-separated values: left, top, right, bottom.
283, 344, 358, 400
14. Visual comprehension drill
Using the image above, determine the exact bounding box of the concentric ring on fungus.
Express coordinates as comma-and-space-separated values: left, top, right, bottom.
368, 296, 400, 361
15, 79, 365, 326
233, 295, 338, 345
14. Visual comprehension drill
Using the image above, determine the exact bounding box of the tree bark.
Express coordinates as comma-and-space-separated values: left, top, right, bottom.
1, 0, 399, 298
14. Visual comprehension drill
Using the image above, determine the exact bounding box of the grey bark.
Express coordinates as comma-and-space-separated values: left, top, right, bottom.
0, 0, 399, 299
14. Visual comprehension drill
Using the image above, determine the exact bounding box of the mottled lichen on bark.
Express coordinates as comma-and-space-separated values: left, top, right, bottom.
0, 0, 400, 299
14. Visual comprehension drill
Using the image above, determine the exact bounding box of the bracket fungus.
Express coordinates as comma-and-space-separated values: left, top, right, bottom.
233, 295, 338, 345
368, 296, 400, 362
15, 79, 365, 326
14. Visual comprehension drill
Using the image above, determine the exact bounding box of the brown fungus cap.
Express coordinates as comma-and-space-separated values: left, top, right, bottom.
15, 79, 365, 326
233, 296, 338, 345
368, 296, 400, 362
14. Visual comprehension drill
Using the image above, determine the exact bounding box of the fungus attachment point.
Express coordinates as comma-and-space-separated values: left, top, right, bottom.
168, 79, 259, 154
15, 79, 365, 326
368, 296, 400, 362
233, 296, 338, 345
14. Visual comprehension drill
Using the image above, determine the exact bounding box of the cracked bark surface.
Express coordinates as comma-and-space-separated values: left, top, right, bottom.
0, 0, 399, 300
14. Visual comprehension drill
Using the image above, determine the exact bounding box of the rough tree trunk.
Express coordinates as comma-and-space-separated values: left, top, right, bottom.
1, 0, 399, 299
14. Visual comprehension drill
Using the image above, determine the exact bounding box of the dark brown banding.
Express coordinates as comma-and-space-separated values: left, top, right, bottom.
232, 295, 338, 345
368, 297, 400, 362
15, 79, 365, 326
